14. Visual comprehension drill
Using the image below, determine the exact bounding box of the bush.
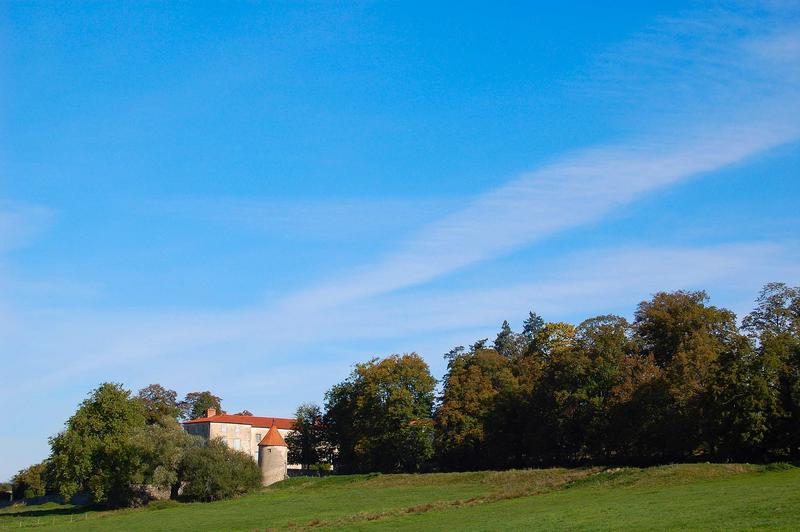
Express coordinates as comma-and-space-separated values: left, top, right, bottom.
179, 438, 261, 502
146, 499, 181, 511
12, 461, 49, 500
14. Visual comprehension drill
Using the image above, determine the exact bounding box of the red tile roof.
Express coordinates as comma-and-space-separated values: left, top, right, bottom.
258, 424, 287, 447
182, 413, 295, 430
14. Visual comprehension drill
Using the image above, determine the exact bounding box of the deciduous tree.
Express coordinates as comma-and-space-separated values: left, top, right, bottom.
136, 384, 181, 423
435, 347, 515, 469
179, 391, 223, 420
324, 353, 436, 473
48, 383, 147, 506
286, 403, 330, 468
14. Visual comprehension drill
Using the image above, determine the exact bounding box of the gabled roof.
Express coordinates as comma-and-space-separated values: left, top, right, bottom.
182, 413, 295, 430
258, 424, 287, 447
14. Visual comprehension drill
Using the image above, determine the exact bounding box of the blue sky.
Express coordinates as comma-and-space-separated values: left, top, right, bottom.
1, 1, 799, 480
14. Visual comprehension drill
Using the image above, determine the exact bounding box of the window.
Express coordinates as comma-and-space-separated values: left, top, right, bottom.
233, 438, 241, 450
235, 425, 240, 433
255, 433, 262, 442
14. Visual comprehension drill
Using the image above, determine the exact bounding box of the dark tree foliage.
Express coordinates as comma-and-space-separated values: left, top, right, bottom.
324, 353, 436, 473
741, 282, 800, 458
431, 286, 800, 469
522, 311, 546, 339
470, 338, 489, 351
179, 391, 224, 420
742, 282, 799, 338
234, 410, 254, 416
286, 403, 330, 468
435, 347, 516, 470
494, 320, 522, 358
136, 384, 181, 423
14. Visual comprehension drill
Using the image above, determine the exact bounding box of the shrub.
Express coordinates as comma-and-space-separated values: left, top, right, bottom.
179, 438, 261, 502
12, 461, 49, 500
146, 499, 181, 511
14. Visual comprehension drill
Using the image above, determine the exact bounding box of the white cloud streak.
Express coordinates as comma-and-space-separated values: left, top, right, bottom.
0, 201, 53, 254
5, 241, 798, 395
287, 120, 798, 309
152, 196, 462, 242
283, 7, 800, 309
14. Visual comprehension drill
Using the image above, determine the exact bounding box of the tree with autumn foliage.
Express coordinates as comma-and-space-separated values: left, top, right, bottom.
435, 346, 516, 470
433, 284, 800, 469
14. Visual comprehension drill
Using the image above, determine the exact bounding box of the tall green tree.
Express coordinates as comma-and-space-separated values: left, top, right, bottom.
741, 282, 800, 458
48, 383, 147, 506
286, 403, 330, 468
707, 335, 781, 460
324, 353, 436, 473
742, 282, 800, 338
521, 311, 546, 353
494, 320, 522, 358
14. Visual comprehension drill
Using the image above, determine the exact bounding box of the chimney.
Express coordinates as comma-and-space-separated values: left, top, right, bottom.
206, 408, 217, 418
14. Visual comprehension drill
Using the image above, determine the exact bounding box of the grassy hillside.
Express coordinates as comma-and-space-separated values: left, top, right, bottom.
1, 463, 798, 530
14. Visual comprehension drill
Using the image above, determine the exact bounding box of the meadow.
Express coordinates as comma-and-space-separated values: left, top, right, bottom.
1, 463, 798, 530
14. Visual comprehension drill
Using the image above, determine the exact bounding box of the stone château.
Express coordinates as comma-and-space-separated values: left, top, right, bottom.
182, 408, 298, 486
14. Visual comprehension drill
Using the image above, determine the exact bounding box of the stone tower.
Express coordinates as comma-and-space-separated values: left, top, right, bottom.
258, 424, 288, 486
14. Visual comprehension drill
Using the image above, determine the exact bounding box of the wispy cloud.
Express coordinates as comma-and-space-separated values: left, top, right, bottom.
289, 242, 800, 343
584, 3, 800, 123
5, 241, 797, 394
0, 201, 55, 340
0, 201, 53, 254
287, 121, 798, 310
283, 6, 800, 309
152, 196, 462, 242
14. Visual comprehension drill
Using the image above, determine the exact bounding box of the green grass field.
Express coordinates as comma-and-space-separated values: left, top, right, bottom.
2, 463, 798, 530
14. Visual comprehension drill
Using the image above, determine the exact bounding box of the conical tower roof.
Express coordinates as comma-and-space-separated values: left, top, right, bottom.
258, 424, 287, 447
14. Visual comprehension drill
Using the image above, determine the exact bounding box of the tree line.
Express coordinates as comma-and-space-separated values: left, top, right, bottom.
291, 283, 800, 472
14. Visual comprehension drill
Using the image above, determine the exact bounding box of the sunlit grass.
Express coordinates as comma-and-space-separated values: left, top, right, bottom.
1, 463, 797, 530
